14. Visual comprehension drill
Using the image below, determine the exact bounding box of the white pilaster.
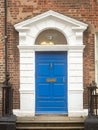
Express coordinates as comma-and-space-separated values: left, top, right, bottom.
19, 49, 35, 115
68, 50, 84, 116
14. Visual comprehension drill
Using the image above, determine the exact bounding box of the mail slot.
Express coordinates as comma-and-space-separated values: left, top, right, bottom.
46, 78, 56, 82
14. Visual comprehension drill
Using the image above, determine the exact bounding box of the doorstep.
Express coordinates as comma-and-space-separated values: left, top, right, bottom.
16, 114, 86, 122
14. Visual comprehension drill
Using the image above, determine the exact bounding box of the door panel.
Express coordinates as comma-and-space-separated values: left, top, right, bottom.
37, 63, 50, 76
35, 52, 67, 114
53, 63, 67, 76
53, 83, 65, 97
38, 83, 50, 97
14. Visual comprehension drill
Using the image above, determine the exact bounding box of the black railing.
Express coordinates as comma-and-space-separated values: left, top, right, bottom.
1, 74, 13, 116
85, 82, 98, 130
0, 74, 16, 130
87, 81, 98, 116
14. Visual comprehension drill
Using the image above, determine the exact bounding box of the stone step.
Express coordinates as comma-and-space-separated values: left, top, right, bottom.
16, 115, 85, 130
16, 126, 84, 130
16, 122, 84, 127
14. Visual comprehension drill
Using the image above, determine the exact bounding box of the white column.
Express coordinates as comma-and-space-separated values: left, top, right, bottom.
17, 49, 35, 116
68, 50, 84, 116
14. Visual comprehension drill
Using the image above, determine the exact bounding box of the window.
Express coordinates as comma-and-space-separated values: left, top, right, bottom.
35, 29, 67, 45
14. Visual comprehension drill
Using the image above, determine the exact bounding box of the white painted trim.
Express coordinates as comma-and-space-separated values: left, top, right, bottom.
19, 90, 34, 94
13, 109, 88, 117
14, 10, 88, 117
18, 45, 85, 51
13, 109, 35, 117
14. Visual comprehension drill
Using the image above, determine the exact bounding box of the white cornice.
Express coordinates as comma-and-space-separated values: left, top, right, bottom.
18, 45, 85, 51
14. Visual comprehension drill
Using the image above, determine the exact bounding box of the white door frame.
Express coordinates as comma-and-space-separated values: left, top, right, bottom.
14, 10, 88, 117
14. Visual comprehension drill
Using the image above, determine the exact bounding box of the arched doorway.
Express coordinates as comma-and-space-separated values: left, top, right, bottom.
35, 29, 68, 114
14, 10, 88, 117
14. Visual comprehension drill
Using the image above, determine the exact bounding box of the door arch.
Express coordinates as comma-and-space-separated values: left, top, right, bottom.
14, 10, 88, 117
35, 29, 67, 45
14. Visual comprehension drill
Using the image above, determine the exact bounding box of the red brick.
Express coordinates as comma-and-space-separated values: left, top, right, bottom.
0, 0, 98, 115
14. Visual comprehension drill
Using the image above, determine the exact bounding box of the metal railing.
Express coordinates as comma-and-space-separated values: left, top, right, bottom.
1, 74, 13, 116
87, 81, 98, 116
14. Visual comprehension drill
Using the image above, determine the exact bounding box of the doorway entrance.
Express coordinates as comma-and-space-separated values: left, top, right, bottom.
35, 52, 68, 114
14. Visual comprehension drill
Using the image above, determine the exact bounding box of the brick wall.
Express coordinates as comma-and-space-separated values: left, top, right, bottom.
0, 0, 6, 116
0, 1, 5, 81
0, 0, 98, 113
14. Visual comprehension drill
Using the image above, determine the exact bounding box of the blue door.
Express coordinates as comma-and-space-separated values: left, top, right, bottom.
35, 52, 67, 114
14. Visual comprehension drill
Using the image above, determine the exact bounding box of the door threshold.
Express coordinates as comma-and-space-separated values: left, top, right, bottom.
35, 114, 68, 116
34, 114, 69, 121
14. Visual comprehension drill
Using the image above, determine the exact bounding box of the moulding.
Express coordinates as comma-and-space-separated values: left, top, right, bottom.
14, 10, 88, 117
14, 10, 88, 30
18, 45, 85, 51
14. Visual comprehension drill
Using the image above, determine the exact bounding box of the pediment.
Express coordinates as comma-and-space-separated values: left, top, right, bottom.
14, 10, 88, 46
14, 10, 87, 30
